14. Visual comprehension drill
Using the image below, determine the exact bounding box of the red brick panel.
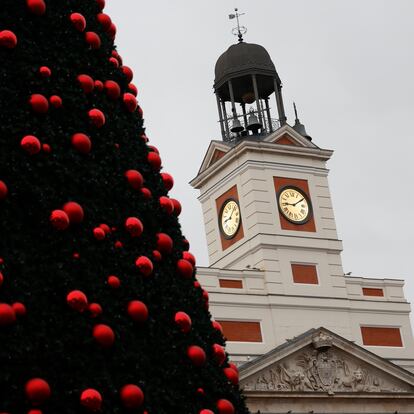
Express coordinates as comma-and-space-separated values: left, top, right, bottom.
219, 279, 243, 289
273, 177, 316, 232
361, 327, 403, 347
291, 264, 318, 284
217, 321, 262, 342
276, 134, 298, 146
362, 288, 384, 297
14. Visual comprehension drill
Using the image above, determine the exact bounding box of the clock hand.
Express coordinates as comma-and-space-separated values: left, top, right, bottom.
282, 202, 295, 206
293, 197, 304, 207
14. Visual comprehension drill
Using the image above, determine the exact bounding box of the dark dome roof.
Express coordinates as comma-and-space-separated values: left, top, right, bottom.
214, 42, 277, 89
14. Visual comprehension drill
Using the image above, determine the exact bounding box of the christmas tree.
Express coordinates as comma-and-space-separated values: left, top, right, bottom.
0, 1, 249, 413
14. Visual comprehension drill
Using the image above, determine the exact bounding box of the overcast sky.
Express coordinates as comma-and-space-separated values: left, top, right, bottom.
106, 1, 414, 311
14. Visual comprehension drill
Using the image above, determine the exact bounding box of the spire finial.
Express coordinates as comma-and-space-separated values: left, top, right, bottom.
293, 102, 299, 122
229, 8, 247, 43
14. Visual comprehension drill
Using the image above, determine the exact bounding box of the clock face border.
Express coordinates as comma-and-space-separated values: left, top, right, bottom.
277, 185, 313, 225
218, 198, 242, 240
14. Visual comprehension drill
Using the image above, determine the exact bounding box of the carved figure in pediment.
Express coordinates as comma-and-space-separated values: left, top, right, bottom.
256, 374, 269, 391
316, 351, 337, 387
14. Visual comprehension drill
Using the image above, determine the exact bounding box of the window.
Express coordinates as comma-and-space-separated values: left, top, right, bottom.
291, 263, 318, 284
361, 326, 403, 347
217, 320, 262, 342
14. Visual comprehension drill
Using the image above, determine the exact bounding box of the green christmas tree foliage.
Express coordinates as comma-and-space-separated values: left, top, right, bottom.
0, 1, 249, 413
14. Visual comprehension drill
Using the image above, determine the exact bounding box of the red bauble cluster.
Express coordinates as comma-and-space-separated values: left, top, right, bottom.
217, 399, 235, 414
88, 109, 105, 128
63, 201, 84, 224
174, 311, 192, 333
93, 324, 115, 348
104, 80, 121, 100
25, 378, 51, 405
85, 31, 101, 49
66, 290, 88, 312
70, 13, 86, 32
0, 303, 16, 326
159, 196, 174, 215
125, 169, 144, 190
223, 367, 239, 385
125, 217, 143, 237
0, 181, 8, 200
176, 259, 194, 279
156, 233, 173, 254
127, 300, 148, 323
80, 389, 102, 411
187, 345, 206, 367
29, 94, 49, 114
21, 135, 41, 155
135, 256, 153, 277
120, 384, 144, 409
183, 251, 196, 266
77, 74, 95, 94
161, 172, 174, 191
0, 30, 17, 49
27, 0, 46, 16
71, 133, 92, 154
50, 210, 70, 230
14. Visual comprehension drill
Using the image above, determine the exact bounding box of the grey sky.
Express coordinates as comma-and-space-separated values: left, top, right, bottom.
106, 1, 414, 310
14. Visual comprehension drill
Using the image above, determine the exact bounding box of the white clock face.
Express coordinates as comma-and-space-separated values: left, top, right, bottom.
220, 199, 241, 238
278, 187, 311, 224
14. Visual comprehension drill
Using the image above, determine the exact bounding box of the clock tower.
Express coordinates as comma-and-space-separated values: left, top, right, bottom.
189, 32, 414, 380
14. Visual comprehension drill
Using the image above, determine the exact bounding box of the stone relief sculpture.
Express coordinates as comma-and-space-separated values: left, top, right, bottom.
242, 333, 411, 394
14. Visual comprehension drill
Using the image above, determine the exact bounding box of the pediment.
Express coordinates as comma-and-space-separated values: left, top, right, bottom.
240, 328, 414, 395
197, 140, 231, 175
264, 124, 319, 149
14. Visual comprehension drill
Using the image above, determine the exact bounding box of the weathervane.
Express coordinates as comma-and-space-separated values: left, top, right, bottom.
229, 8, 247, 43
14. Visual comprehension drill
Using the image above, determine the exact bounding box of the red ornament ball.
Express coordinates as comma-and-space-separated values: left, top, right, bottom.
120, 384, 144, 409
202, 289, 209, 302
147, 152, 162, 171
0, 180, 8, 200
71, 133, 92, 154
96, 13, 112, 31
213, 343, 226, 366
63, 202, 84, 224
170, 199, 181, 216
70, 13, 86, 32
228, 362, 239, 373
89, 303, 102, 318
85, 31, 101, 49
194, 281, 201, 289
67, 290, 88, 312
94, 80, 104, 92
223, 367, 239, 385
50, 210, 70, 230
93, 324, 115, 348
80, 389, 102, 411
42, 143, 51, 153
123, 93, 138, 112
176, 259, 194, 279
135, 256, 153, 277
212, 320, 223, 334
104, 80, 121, 100
200, 410, 214, 414
96, 0, 106, 10
49, 95, 62, 109
121, 66, 133, 82
125, 170, 144, 190
109, 57, 119, 68
161, 172, 174, 191
174, 311, 192, 333
77, 74, 95, 94
159, 196, 174, 215
0, 272, 3, 287
29, 94, 49, 114
182, 251, 196, 266
39, 66, 51, 78
0, 304, 16, 326
217, 399, 235, 414
148, 145, 159, 154
28, 410, 43, 414
99, 223, 111, 234
156, 233, 173, 254
128, 83, 138, 96
140, 187, 152, 200
21, 135, 41, 155
93, 227, 106, 240
125, 217, 143, 237
88, 108, 105, 128
187, 345, 206, 367
152, 250, 162, 262
107, 275, 120, 289
12, 302, 26, 317
25, 378, 51, 406
26, 0, 46, 16
0, 30, 17, 49
127, 300, 148, 323
114, 240, 123, 249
